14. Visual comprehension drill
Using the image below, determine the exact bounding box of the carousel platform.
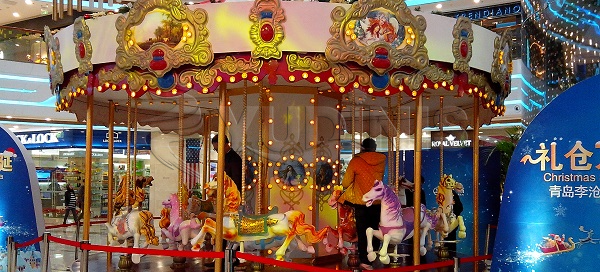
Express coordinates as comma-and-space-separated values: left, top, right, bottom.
46, 222, 480, 272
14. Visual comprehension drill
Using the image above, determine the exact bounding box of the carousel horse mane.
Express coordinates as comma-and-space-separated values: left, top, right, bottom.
206, 173, 241, 214
114, 175, 154, 215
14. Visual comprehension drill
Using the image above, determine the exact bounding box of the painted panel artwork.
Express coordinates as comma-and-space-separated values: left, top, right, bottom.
134, 10, 185, 50
492, 75, 600, 271
0, 124, 44, 272
351, 8, 406, 47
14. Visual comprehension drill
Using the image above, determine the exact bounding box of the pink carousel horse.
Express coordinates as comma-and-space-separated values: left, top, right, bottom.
325, 185, 357, 255
363, 180, 447, 264
159, 193, 203, 250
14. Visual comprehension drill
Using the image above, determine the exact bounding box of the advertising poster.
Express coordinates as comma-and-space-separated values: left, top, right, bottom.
492, 75, 600, 271
0, 124, 45, 271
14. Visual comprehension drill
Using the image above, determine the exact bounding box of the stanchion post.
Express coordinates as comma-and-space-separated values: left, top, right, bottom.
224, 246, 234, 272
80, 240, 90, 272
453, 257, 460, 272
75, 221, 81, 260
6, 236, 14, 272
41, 233, 50, 272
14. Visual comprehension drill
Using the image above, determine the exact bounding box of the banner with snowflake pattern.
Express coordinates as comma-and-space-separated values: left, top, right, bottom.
492, 75, 600, 271
0, 124, 44, 271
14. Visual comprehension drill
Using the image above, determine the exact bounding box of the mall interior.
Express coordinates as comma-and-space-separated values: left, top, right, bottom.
0, 0, 599, 271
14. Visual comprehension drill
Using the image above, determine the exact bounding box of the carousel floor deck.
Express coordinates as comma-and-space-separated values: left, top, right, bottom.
45, 219, 481, 272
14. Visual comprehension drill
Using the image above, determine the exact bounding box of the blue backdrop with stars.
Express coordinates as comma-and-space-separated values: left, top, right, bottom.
390, 146, 502, 256
492, 75, 600, 271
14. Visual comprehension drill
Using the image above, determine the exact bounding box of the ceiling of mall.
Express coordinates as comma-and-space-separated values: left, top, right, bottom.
0, 0, 520, 30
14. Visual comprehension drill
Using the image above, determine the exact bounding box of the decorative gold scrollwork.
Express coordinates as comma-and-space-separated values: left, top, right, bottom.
325, 0, 428, 75
452, 17, 473, 73
45, 26, 64, 95
115, 0, 213, 78
491, 30, 512, 97
73, 17, 93, 75
249, 0, 286, 59
391, 65, 453, 92
287, 54, 330, 73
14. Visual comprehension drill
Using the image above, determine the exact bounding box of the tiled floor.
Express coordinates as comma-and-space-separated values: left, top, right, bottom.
44, 218, 482, 272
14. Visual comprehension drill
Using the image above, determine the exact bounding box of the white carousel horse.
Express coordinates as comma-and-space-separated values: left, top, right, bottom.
435, 174, 467, 239
159, 193, 203, 251
363, 180, 446, 264
190, 207, 331, 261
105, 209, 159, 263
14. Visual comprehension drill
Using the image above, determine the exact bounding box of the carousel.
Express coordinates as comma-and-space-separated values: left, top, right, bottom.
45, 0, 511, 270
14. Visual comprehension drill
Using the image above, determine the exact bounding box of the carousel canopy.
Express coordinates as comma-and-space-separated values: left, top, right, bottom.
46, 0, 512, 136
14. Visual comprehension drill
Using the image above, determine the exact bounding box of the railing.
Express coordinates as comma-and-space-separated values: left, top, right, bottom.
0, 26, 46, 64
6, 222, 493, 272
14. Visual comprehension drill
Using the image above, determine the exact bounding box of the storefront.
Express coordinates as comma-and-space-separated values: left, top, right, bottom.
15, 129, 151, 219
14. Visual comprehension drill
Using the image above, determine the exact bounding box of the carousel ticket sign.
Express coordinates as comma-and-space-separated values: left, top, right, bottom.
0, 124, 44, 271
492, 75, 600, 271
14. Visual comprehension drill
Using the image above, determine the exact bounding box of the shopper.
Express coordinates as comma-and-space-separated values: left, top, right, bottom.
338, 138, 386, 270
76, 183, 85, 222
63, 184, 78, 225
211, 134, 243, 192
208, 134, 242, 270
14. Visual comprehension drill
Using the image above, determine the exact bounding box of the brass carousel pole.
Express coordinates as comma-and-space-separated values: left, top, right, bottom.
351, 90, 356, 156
413, 95, 423, 266
214, 84, 227, 272
202, 114, 211, 199
473, 94, 481, 271
106, 100, 115, 270
395, 94, 401, 193
241, 81, 248, 206
81, 90, 93, 272
387, 98, 393, 188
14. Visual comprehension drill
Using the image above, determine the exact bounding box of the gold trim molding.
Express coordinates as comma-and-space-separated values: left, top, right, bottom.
491, 30, 513, 97
73, 17, 93, 75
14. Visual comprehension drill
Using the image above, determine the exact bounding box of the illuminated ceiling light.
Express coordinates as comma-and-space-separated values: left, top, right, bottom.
25, 0, 33, 4
473, 0, 480, 3
12, 12, 20, 17
435, 3, 442, 9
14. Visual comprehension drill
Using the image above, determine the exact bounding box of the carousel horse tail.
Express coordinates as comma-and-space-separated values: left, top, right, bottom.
139, 210, 159, 246
288, 211, 330, 244
159, 208, 171, 229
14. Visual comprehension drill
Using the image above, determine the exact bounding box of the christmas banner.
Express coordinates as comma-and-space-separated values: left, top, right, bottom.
492, 75, 600, 271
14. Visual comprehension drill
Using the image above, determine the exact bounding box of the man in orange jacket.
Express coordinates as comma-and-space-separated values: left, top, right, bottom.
338, 138, 386, 270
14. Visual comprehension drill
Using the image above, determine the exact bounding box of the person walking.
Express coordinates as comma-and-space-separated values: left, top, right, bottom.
63, 183, 78, 225
338, 138, 386, 270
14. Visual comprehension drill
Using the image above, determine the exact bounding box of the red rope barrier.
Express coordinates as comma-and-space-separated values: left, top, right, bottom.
14, 236, 43, 249
237, 252, 351, 272
81, 243, 224, 259
460, 254, 491, 264
47, 235, 81, 248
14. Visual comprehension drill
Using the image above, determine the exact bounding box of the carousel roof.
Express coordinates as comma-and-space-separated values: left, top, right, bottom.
46, 0, 512, 136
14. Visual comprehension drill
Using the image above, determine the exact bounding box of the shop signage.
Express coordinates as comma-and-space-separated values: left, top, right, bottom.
431, 134, 472, 148
442, 2, 522, 20
15, 129, 151, 150
58, 151, 108, 158
15, 132, 61, 144
0, 124, 44, 271
492, 75, 600, 271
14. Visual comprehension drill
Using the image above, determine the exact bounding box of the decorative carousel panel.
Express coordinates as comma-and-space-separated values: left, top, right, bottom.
115, 0, 213, 78
249, 0, 286, 60
491, 30, 512, 98
45, 26, 64, 95
452, 17, 473, 73
73, 17, 93, 75
325, 0, 428, 77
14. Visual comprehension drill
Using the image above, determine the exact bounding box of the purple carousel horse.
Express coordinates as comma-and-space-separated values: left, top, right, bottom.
363, 180, 447, 264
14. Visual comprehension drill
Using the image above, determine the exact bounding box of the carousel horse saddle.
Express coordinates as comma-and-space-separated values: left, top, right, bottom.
232, 207, 280, 236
